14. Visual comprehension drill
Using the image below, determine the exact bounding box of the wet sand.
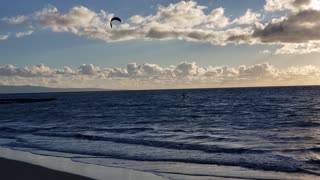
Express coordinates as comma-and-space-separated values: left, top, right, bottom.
0, 157, 94, 180
0, 147, 169, 180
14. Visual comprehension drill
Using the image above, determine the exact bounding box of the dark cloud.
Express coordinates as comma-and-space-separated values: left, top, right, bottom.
292, 0, 312, 7
254, 9, 320, 43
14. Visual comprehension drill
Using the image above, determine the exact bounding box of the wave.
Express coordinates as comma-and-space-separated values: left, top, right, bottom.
91, 127, 155, 133
33, 132, 268, 154
277, 121, 320, 128
6, 139, 309, 174
0, 127, 38, 134
0, 126, 57, 134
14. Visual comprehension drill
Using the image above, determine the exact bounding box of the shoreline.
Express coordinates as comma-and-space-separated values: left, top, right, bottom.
0, 147, 169, 180
0, 147, 318, 180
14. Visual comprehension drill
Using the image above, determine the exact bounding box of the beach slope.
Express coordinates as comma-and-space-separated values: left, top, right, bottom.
0, 157, 94, 180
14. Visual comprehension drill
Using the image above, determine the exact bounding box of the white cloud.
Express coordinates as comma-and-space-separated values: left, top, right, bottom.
128, 15, 145, 24
149, 1, 207, 28
275, 42, 320, 54
232, 9, 261, 25
264, 0, 294, 12
260, 50, 272, 54
0, 64, 74, 77
35, 6, 99, 32
16, 30, 33, 38
78, 64, 100, 75
2, 15, 28, 24
238, 63, 278, 78
0, 34, 9, 40
202, 8, 229, 29
264, 0, 315, 12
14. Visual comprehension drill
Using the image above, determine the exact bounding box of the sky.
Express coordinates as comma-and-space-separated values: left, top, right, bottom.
1, 0, 320, 89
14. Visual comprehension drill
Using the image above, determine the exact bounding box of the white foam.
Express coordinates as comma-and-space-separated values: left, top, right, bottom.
75, 157, 319, 180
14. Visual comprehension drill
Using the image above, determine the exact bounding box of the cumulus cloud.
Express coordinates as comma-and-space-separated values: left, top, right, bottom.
2, 1, 320, 54
35, 6, 101, 33
202, 8, 229, 29
253, 9, 320, 43
78, 64, 99, 75
1, 62, 320, 89
16, 30, 33, 38
244, 0, 320, 53
129, 15, 145, 24
238, 63, 278, 79
232, 9, 261, 25
148, 1, 207, 28
1, 2, 252, 45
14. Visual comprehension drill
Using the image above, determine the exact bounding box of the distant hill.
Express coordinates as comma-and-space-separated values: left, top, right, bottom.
0, 85, 108, 94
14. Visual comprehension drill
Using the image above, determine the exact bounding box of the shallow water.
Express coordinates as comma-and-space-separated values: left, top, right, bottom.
1, 86, 320, 179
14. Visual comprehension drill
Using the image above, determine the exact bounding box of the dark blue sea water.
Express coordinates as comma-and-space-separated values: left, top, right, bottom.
1, 86, 320, 179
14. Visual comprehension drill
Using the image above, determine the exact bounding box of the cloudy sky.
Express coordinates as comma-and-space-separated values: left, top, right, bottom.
1, 0, 320, 89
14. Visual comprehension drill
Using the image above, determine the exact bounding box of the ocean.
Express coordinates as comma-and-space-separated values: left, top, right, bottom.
1, 86, 320, 179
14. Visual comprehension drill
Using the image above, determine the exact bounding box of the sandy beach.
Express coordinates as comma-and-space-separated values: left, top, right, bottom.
0, 147, 169, 180
0, 157, 94, 180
